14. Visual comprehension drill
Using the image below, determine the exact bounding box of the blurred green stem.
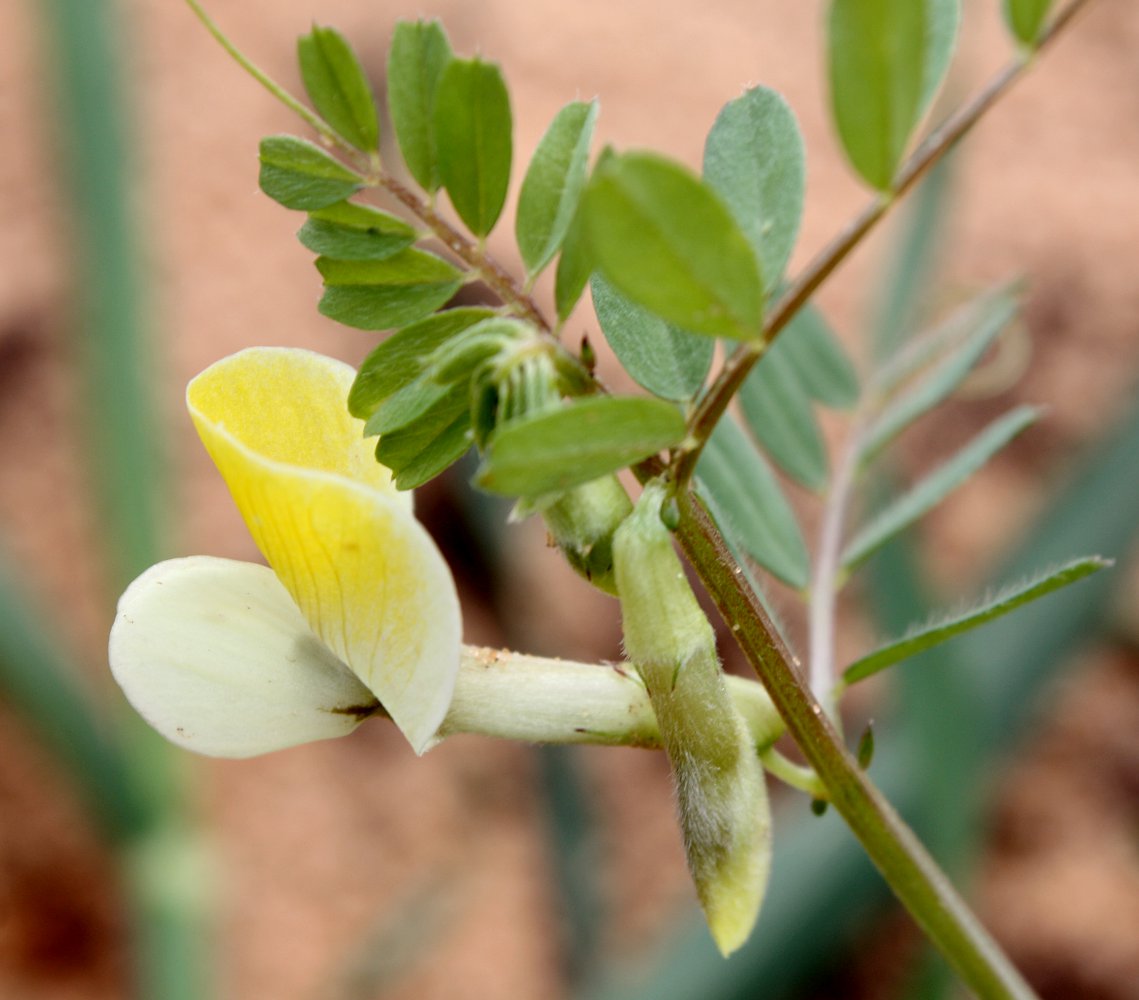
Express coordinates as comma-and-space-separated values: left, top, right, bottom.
38, 0, 210, 996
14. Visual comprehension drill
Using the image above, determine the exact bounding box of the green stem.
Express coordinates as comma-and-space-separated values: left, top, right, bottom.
378, 174, 552, 332
808, 410, 869, 706
675, 0, 1095, 485
676, 492, 1038, 999
184, 0, 346, 153
759, 749, 827, 799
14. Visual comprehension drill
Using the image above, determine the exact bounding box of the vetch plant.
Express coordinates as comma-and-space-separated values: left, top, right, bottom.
111, 348, 785, 761
110, 0, 1111, 990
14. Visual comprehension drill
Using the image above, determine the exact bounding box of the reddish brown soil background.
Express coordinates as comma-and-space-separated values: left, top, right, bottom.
2, 1, 1138, 998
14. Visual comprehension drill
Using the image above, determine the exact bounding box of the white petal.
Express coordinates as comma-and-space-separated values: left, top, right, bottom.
109, 556, 378, 758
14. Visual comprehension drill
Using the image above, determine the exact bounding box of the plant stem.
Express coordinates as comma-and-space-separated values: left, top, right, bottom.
676, 492, 1038, 1000
676, 0, 1095, 485
378, 174, 551, 332
807, 413, 866, 706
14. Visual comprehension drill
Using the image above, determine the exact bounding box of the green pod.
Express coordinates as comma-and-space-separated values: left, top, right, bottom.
613, 481, 772, 955
542, 474, 633, 596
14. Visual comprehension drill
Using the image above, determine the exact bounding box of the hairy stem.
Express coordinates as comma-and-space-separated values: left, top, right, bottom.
676, 0, 1095, 484
435, 646, 786, 750
676, 493, 1038, 1000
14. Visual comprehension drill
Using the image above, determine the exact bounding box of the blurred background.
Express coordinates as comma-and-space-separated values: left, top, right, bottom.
2, 0, 1138, 997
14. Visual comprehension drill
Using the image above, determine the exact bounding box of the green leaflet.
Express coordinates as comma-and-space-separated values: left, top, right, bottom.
374, 381, 472, 490
387, 19, 453, 192
258, 135, 363, 210
554, 206, 593, 323
872, 284, 1018, 400
780, 305, 860, 409
921, 0, 961, 116
476, 397, 686, 498
738, 306, 858, 491
862, 287, 1018, 460
297, 201, 417, 261
1002, 0, 1055, 47
297, 25, 379, 151
739, 344, 829, 493
434, 57, 513, 237
695, 415, 809, 588
842, 557, 1110, 685
516, 100, 599, 278
703, 86, 805, 295
827, 0, 928, 190
349, 308, 494, 419
365, 373, 453, 436
844, 406, 1040, 569
591, 274, 713, 402
870, 158, 953, 365
316, 250, 463, 330
582, 151, 763, 340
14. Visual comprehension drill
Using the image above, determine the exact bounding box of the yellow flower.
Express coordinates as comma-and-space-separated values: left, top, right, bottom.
109, 348, 461, 756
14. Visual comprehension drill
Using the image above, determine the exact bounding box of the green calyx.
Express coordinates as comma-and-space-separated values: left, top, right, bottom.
542, 475, 633, 596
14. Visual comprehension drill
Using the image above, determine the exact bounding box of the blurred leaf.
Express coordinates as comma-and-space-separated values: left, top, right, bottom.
843, 556, 1110, 686
258, 135, 363, 210
434, 57, 513, 236
387, 19, 453, 192
517, 100, 599, 278
555, 208, 594, 323
297, 25, 379, 152
0, 556, 149, 842
827, 0, 927, 190
591, 274, 713, 402
861, 288, 1017, 460
316, 250, 463, 330
970, 398, 1139, 735
30, 1, 212, 993
1002, 0, 1055, 47
873, 283, 1017, 400
870, 159, 953, 364
703, 86, 805, 295
540, 746, 606, 986
349, 308, 494, 418
845, 405, 1040, 568
779, 305, 860, 409
695, 415, 809, 588
297, 201, 416, 261
583, 152, 763, 340
476, 397, 686, 497
738, 344, 829, 492
375, 382, 471, 489
921, 0, 961, 115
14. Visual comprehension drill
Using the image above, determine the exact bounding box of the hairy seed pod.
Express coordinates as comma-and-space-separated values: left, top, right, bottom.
613, 481, 772, 955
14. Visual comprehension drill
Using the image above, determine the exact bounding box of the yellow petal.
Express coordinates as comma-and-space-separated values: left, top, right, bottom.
187, 348, 461, 752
